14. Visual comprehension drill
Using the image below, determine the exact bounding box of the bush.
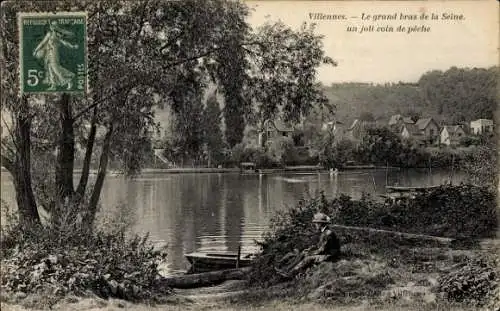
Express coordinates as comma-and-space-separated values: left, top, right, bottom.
320, 139, 355, 169
248, 196, 324, 287
230, 143, 282, 169
0, 202, 169, 304
324, 184, 498, 239
438, 257, 498, 306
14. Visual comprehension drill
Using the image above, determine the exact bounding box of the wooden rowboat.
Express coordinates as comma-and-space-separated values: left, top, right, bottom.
386, 185, 440, 192
185, 252, 254, 272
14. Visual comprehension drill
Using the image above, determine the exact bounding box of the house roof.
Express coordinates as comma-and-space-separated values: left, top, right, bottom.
403, 117, 414, 124
470, 119, 493, 126
402, 124, 424, 137
347, 119, 377, 132
415, 118, 435, 130
389, 114, 415, 126
442, 125, 464, 135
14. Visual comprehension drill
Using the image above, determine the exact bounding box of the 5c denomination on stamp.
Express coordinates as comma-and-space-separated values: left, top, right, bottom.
18, 12, 87, 95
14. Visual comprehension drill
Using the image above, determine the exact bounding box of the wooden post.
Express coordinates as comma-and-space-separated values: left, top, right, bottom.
236, 245, 241, 268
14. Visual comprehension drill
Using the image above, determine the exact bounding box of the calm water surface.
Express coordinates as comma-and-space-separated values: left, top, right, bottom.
1, 169, 465, 273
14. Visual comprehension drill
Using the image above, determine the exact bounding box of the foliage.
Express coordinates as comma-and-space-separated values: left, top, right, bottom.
461, 136, 498, 188
202, 92, 226, 167
1, 0, 333, 228
249, 184, 497, 286
283, 147, 319, 166
418, 67, 498, 123
328, 184, 498, 239
321, 66, 498, 126
322, 82, 426, 126
355, 127, 404, 166
230, 143, 282, 168
320, 139, 355, 168
168, 89, 205, 166
438, 257, 498, 307
1, 203, 168, 303
265, 136, 295, 165
246, 22, 336, 132
248, 196, 323, 287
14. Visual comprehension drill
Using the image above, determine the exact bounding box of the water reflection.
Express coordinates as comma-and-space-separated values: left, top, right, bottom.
0, 169, 465, 273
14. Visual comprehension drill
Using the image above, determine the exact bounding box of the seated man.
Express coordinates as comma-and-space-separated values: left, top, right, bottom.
275, 212, 341, 278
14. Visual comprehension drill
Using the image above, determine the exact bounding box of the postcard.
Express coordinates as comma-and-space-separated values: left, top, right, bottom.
1, 1, 498, 310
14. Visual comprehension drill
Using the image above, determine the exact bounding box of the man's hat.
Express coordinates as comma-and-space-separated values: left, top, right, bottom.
312, 212, 330, 223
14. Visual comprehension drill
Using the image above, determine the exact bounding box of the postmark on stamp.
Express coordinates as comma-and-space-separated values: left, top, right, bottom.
18, 12, 87, 95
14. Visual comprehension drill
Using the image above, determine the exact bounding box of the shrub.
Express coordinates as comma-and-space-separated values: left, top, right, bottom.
324, 184, 498, 239
248, 196, 324, 287
230, 143, 282, 168
0, 201, 169, 304
438, 257, 498, 306
320, 139, 355, 169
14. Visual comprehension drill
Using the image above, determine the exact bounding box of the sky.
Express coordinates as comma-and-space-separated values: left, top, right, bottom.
246, 0, 499, 84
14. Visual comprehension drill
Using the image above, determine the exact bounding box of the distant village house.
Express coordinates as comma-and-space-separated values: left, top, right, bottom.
414, 117, 440, 145
440, 125, 466, 146
258, 119, 295, 147
400, 124, 425, 145
345, 119, 376, 141
470, 119, 493, 135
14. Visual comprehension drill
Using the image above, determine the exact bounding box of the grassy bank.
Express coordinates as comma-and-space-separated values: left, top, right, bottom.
248, 184, 499, 309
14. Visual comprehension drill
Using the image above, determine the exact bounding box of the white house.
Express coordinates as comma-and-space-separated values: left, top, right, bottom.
470, 119, 493, 134
440, 125, 466, 146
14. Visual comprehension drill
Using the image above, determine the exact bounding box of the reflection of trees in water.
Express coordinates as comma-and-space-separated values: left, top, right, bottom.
197, 174, 223, 250
222, 176, 244, 252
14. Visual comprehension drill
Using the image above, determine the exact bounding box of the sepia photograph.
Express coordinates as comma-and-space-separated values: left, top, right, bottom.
1, 1, 499, 310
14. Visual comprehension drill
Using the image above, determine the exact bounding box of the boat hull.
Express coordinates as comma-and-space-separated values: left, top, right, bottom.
185, 252, 254, 272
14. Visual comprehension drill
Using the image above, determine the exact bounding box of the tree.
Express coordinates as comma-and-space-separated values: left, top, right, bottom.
245, 22, 336, 135
203, 92, 225, 167
418, 67, 498, 123
356, 127, 404, 165
320, 139, 355, 169
1, 0, 334, 231
1, 0, 254, 228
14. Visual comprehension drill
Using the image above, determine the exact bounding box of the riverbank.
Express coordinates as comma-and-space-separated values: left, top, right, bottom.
2, 237, 498, 311
80, 165, 400, 175
0, 166, 403, 176
2, 184, 497, 311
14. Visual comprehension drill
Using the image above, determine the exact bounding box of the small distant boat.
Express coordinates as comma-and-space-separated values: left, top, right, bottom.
185, 252, 255, 272
386, 185, 441, 192
240, 162, 257, 174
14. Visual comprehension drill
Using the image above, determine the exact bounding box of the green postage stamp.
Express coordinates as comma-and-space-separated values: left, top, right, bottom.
18, 12, 87, 95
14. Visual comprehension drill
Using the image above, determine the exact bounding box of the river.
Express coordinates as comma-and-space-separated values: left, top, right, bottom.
1, 169, 465, 273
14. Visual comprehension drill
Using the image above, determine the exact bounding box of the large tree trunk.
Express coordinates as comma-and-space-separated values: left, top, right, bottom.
75, 108, 98, 203
55, 94, 76, 202
83, 124, 113, 227
13, 106, 40, 226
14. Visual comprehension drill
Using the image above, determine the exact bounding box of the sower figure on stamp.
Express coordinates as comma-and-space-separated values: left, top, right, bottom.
275, 212, 341, 278
33, 20, 78, 91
